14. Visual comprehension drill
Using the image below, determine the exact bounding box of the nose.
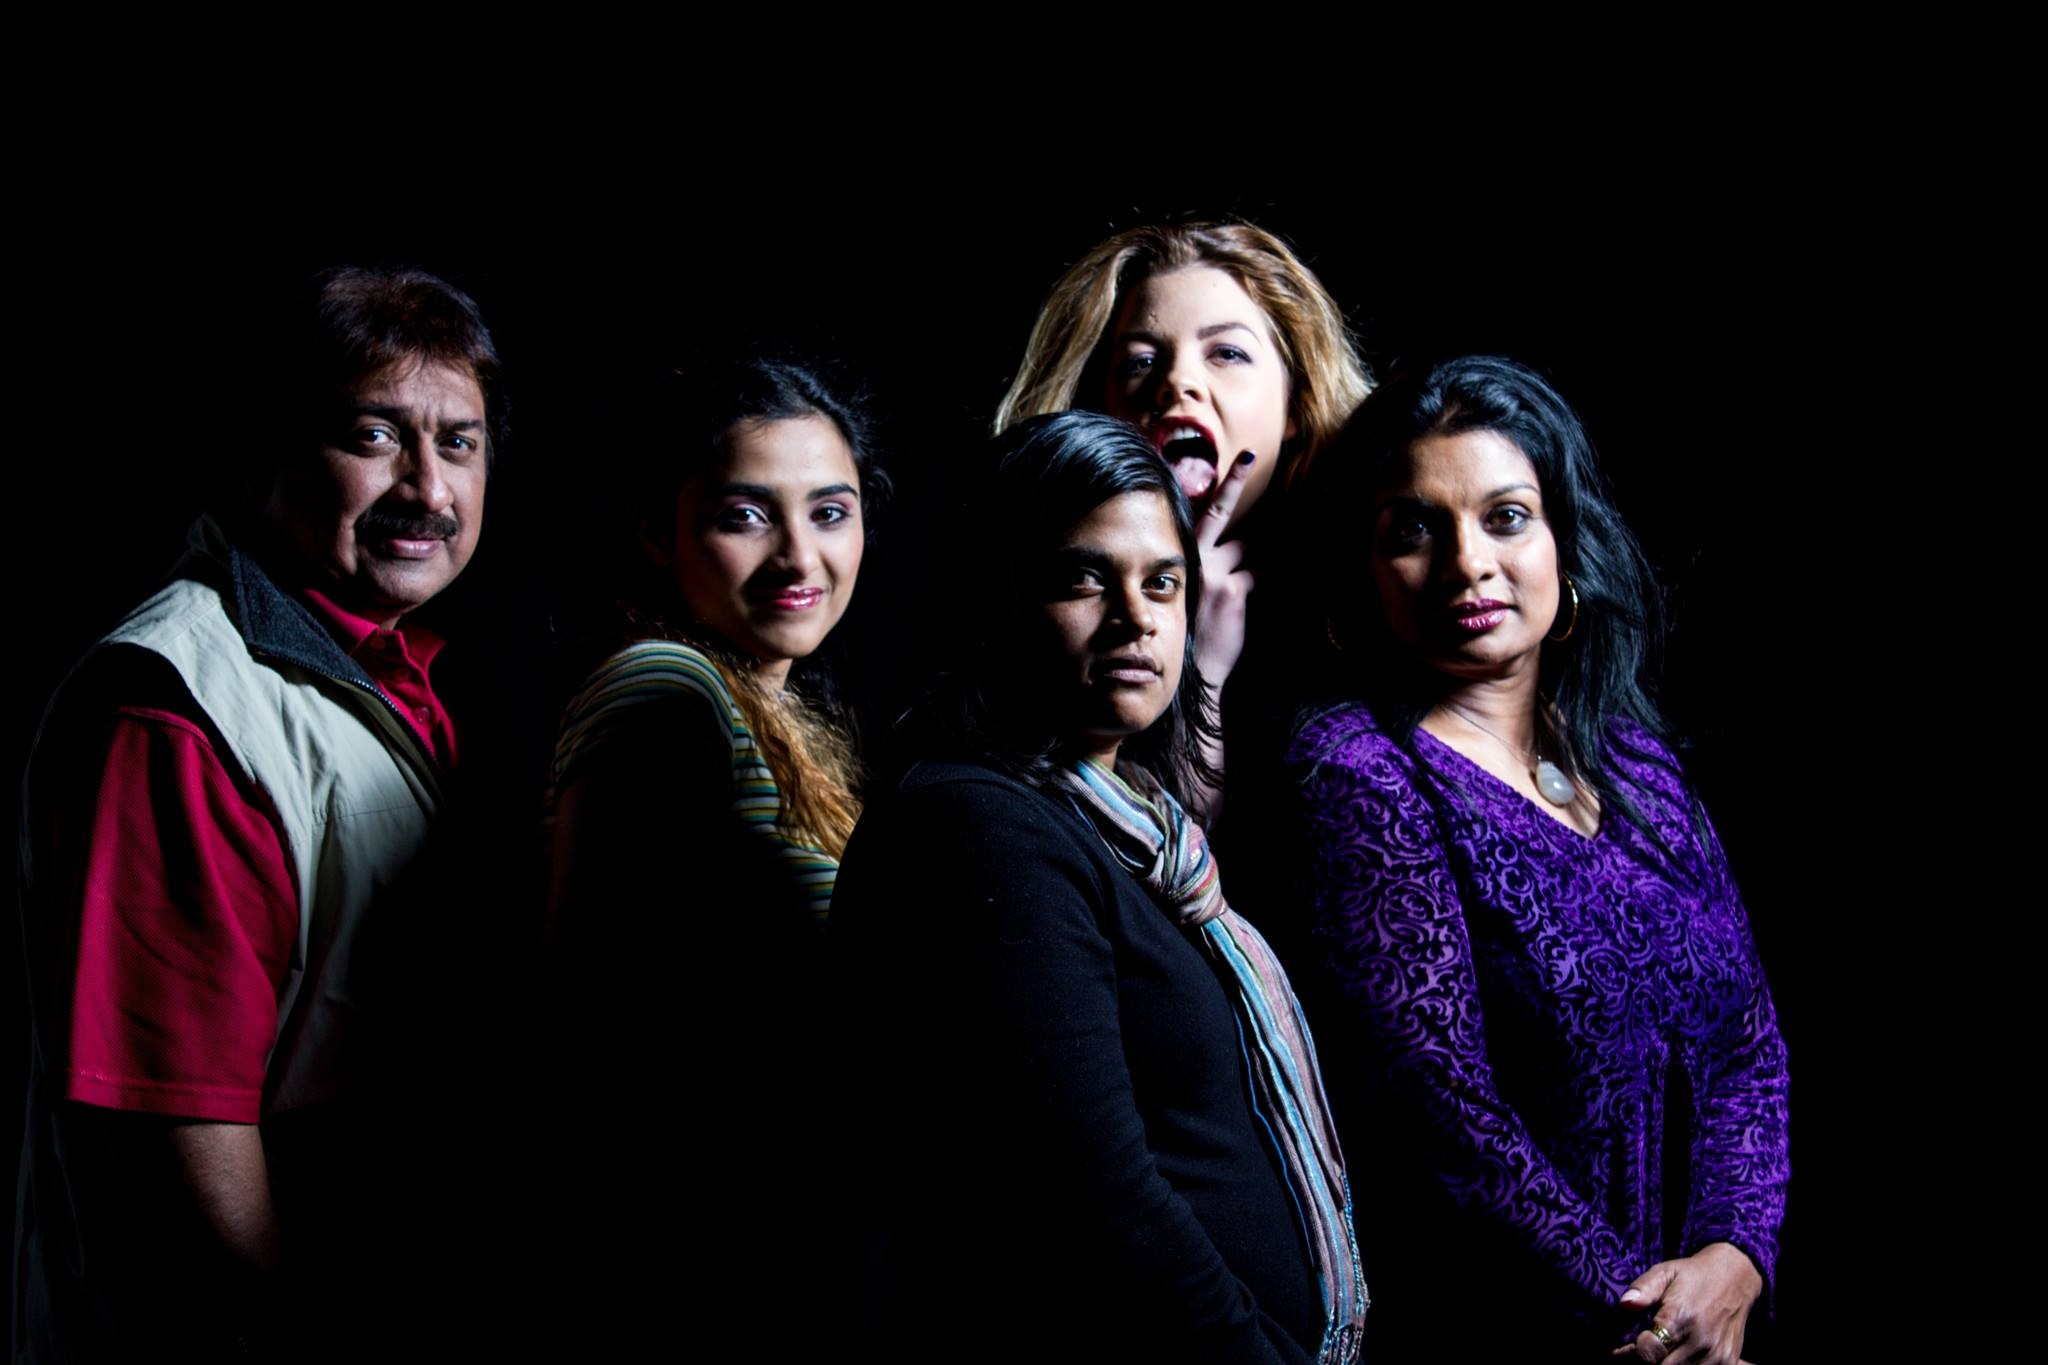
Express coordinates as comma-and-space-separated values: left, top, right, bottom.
770, 520, 821, 578
1440, 518, 1496, 587
1152, 349, 1204, 413
1109, 578, 1159, 637
397, 435, 454, 514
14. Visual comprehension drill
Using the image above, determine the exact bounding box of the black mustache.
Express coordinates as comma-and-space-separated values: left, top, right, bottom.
356, 507, 459, 541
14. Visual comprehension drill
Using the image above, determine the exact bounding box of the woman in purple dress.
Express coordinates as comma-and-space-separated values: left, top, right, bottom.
1284, 357, 1788, 1362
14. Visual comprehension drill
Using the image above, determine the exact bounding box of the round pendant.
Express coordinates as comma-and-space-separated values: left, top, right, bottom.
1535, 759, 1577, 806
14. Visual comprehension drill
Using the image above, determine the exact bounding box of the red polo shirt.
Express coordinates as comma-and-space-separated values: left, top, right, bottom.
54, 592, 455, 1124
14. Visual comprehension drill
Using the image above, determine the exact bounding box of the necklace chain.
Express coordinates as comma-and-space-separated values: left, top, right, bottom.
1435, 701, 1580, 808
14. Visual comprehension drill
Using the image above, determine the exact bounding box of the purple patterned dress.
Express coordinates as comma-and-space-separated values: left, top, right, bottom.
1286, 704, 1789, 1352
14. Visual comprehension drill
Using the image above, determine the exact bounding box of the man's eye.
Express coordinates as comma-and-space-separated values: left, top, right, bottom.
355, 425, 397, 448
445, 433, 479, 454
1146, 574, 1181, 596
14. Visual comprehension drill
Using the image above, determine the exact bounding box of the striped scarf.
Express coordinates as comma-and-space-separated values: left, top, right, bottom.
1055, 760, 1367, 1365
550, 640, 837, 919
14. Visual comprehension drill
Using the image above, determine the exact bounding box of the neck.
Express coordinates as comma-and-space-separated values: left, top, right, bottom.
1081, 739, 1121, 772
750, 656, 793, 690
1430, 671, 1542, 756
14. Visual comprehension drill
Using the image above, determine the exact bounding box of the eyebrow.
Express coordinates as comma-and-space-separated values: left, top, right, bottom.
355, 405, 483, 431
1117, 321, 1263, 346
718, 482, 857, 501
1378, 483, 1539, 507
1058, 545, 1189, 572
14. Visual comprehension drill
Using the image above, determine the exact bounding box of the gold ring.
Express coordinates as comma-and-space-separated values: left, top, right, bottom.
1652, 1324, 1676, 1346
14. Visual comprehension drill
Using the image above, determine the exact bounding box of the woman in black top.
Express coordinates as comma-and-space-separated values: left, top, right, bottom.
833, 412, 1364, 1364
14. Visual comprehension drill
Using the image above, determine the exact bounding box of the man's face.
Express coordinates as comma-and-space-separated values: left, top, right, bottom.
265, 358, 487, 627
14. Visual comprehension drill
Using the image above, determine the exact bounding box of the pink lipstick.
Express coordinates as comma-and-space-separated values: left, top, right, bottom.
764, 587, 825, 612
1448, 599, 1508, 633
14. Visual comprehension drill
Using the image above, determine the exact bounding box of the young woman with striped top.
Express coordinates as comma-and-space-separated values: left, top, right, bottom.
542, 354, 881, 1347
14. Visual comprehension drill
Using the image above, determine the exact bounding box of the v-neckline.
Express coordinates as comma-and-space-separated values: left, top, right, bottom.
1413, 723, 1604, 844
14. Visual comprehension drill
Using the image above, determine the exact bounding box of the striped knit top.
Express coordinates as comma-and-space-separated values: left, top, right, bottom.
549, 639, 837, 918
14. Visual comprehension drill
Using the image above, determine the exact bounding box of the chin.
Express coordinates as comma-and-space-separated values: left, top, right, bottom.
748, 629, 823, 664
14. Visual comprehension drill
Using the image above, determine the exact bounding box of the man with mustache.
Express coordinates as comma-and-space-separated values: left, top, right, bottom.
15, 266, 500, 1361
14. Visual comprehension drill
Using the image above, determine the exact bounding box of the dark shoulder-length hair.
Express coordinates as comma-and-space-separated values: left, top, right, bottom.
911, 410, 1219, 804
1308, 355, 1668, 824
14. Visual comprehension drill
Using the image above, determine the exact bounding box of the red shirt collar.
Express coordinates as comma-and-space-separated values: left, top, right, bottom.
299, 590, 448, 672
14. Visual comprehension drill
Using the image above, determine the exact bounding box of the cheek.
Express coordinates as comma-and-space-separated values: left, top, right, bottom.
831, 533, 865, 585
305, 455, 380, 524
1098, 361, 1140, 419
1231, 370, 1294, 448
1370, 558, 1422, 632
1039, 603, 1097, 670
1518, 533, 1560, 600
674, 535, 762, 616
1159, 611, 1189, 694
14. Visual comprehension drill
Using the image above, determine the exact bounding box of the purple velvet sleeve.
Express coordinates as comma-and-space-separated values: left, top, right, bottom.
1297, 738, 1644, 1307
1675, 800, 1791, 1294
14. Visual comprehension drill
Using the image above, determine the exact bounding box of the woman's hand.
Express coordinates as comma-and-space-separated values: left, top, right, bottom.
1179, 451, 1257, 827
1191, 450, 1257, 691
1610, 1241, 1762, 1364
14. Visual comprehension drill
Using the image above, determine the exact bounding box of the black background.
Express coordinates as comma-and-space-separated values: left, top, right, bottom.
9, 149, 1920, 1356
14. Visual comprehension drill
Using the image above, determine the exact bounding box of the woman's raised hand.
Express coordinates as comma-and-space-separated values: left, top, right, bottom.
1610, 1241, 1763, 1365
1192, 451, 1257, 691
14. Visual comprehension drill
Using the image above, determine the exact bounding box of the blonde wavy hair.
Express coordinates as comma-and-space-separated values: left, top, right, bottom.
993, 221, 1372, 490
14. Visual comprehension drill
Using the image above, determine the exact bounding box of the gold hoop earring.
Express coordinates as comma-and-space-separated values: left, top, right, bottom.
1547, 575, 1579, 643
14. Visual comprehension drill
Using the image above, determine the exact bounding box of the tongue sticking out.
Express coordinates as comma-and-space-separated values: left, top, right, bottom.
1172, 455, 1218, 501
1162, 435, 1220, 502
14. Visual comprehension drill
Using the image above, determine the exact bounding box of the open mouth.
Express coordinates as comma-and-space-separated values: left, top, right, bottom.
1155, 421, 1220, 500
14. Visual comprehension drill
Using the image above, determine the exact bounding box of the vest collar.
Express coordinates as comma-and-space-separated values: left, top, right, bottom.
184, 516, 380, 692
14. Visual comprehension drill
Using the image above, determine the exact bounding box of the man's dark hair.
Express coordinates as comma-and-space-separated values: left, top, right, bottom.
294, 265, 506, 458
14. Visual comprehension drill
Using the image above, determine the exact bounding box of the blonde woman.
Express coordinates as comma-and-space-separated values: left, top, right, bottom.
997, 222, 1371, 820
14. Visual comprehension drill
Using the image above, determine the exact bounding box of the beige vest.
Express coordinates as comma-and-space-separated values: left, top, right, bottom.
102, 570, 444, 1116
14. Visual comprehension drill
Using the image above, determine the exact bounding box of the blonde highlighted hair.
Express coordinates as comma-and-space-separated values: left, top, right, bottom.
709, 640, 862, 859
994, 221, 1372, 489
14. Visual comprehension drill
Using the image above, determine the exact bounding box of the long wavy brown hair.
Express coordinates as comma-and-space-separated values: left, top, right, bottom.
614, 355, 884, 859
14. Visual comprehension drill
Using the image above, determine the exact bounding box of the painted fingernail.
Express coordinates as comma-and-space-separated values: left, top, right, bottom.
1237, 450, 1256, 466
1619, 1288, 1644, 1304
